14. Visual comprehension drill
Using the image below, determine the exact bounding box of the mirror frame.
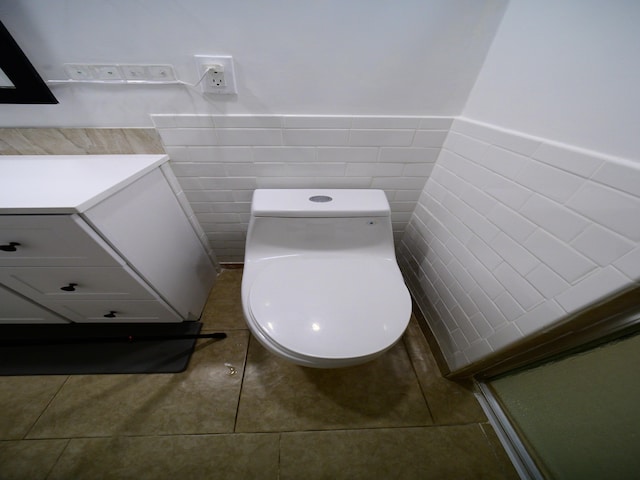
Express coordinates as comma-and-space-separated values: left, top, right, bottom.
0, 20, 58, 104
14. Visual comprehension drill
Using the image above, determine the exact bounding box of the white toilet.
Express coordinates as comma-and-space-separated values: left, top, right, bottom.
241, 189, 412, 368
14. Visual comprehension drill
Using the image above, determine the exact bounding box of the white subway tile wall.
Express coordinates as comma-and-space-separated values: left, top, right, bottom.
153, 115, 452, 262
398, 118, 640, 372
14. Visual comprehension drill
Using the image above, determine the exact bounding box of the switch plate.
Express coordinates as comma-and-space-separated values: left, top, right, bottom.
194, 55, 237, 94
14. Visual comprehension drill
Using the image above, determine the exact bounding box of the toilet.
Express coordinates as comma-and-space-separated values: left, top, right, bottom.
241, 189, 412, 368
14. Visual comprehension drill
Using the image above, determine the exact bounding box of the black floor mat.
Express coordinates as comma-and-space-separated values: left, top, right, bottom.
0, 322, 218, 375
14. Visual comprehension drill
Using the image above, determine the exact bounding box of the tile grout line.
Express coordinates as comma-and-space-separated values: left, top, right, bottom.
401, 332, 436, 425
17, 422, 493, 443
44, 438, 71, 480
232, 333, 251, 433
277, 432, 282, 480
232, 423, 491, 436
22, 375, 72, 440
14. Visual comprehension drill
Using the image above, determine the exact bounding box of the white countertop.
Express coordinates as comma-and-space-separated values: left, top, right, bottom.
0, 154, 169, 214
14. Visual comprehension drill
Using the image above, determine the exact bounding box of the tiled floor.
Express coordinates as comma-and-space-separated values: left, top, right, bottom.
0, 269, 519, 479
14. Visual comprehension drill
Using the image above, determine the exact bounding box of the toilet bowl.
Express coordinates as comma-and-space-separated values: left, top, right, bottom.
241, 189, 412, 368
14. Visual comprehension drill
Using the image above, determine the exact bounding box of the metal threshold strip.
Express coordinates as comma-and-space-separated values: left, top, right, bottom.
474, 382, 545, 480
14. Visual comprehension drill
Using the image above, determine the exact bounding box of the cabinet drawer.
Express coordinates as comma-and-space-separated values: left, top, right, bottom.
0, 284, 68, 324
54, 300, 182, 323
0, 266, 154, 301
0, 215, 122, 267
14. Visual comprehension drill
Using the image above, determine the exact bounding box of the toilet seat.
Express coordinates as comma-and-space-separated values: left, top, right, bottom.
247, 257, 411, 361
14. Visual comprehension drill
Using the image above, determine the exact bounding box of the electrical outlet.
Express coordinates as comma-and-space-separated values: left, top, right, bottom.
120, 64, 148, 81
194, 55, 237, 94
91, 65, 123, 81
64, 64, 93, 80
206, 64, 225, 87
147, 65, 176, 82
61, 63, 177, 83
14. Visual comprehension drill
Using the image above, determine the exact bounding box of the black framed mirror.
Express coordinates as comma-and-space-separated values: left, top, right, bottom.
0, 20, 58, 104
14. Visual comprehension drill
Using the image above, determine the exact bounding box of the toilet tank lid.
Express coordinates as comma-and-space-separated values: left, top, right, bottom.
251, 189, 390, 217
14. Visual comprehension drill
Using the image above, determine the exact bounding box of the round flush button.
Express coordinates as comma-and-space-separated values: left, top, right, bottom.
309, 195, 333, 203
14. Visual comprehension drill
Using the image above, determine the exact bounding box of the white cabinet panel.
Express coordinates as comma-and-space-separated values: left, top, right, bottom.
0, 215, 123, 267
85, 168, 217, 320
56, 300, 182, 323
0, 266, 154, 300
0, 284, 68, 324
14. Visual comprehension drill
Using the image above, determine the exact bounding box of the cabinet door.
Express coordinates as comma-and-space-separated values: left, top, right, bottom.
84, 168, 216, 319
0, 215, 123, 267
0, 284, 68, 324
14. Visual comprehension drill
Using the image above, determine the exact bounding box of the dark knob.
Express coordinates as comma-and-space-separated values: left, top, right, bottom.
104, 311, 117, 318
60, 283, 78, 292
0, 242, 21, 252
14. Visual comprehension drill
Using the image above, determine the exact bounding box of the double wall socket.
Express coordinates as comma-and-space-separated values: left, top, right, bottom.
194, 55, 237, 95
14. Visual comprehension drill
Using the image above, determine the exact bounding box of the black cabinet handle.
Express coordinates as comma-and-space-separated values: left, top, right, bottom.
104, 311, 117, 318
0, 242, 21, 252
60, 283, 78, 292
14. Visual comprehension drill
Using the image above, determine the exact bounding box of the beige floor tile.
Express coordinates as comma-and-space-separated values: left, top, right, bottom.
200, 269, 247, 331
280, 425, 512, 480
212, 268, 243, 295
48, 433, 279, 480
403, 317, 487, 424
0, 264, 519, 478
0, 376, 67, 439
0, 439, 68, 480
235, 336, 433, 432
201, 301, 247, 332
27, 331, 249, 438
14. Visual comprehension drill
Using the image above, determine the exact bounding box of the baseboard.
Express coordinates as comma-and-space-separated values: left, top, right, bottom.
219, 262, 244, 269
410, 298, 453, 377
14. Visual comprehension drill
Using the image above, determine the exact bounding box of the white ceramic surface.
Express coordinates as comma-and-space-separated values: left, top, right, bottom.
250, 189, 391, 217
242, 189, 412, 368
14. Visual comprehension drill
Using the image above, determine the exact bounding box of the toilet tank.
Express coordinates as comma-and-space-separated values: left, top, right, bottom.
245, 189, 397, 261
250, 189, 390, 218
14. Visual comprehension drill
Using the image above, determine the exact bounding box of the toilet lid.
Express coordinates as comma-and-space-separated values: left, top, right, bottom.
248, 257, 411, 359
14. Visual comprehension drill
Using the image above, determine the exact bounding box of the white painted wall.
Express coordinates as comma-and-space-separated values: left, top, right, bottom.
0, 0, 506, 127
462, 0, 640, 161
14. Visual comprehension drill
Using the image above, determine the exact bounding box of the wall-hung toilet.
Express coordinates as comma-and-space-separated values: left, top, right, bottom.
241, 189, 412, 368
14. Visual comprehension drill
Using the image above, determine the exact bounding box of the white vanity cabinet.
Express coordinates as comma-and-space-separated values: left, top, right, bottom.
0, 155, 217, 324
0, 284, 67, 323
